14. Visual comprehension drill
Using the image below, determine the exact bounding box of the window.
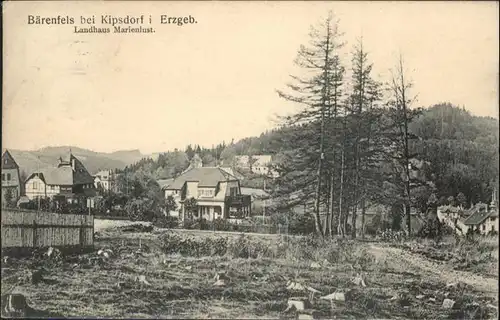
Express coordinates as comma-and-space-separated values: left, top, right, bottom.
33, 181, 38, 190
230, 187, 238, 197
482, 224, 485, 231
198, 189, 214, 197
6, 173, 11, 181
1, 174, 4, 181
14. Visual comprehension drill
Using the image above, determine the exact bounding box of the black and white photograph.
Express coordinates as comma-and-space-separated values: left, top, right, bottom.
1, 1, 499, 319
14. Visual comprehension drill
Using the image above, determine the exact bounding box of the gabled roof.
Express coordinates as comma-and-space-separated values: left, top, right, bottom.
158, 178, 174, 189
26, 154, 94, 186
2, 150, 19, 170
463, 208, 494, 225
219, 167, 245, 180
166, 167, 238, 190
240, 187, 270, 199
68, 154, 95, 185
220, 167, 235, 176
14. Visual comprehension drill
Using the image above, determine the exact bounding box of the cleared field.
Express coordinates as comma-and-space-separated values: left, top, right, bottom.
1, 227, 498, 319
94, 218, 152, 232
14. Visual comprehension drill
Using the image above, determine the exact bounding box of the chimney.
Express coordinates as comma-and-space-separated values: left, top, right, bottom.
491, 188, 497, 211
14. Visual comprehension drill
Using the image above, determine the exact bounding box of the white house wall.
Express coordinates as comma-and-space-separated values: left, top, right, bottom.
25, 176, 47, 199
185, 182, 198, 199
480, 216, 498, 234
217, 182, 228, 200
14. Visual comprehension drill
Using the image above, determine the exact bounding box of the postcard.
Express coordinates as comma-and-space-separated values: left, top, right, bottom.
2, 1, 498, 319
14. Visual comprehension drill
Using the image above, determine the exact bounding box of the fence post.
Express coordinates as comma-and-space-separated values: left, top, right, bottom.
79, 223, 84, 252
92, 215, 95, 249
33, 220, 38, 248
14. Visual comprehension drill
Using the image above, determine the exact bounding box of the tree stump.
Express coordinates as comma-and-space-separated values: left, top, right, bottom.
1, 294, 30, 318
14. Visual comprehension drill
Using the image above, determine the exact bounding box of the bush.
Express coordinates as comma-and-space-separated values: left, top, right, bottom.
417, 217, 443, 239
159, 231, 377, 266
227, 234, 272, 259
183, 219, 202, 230
159, 232, 229, 257
288, 213, 315, 235
377, 229, 407, 242
153, 216, 179, 229
365, 212, 391, 235
198, 219, 210, 231
212, 218, 233, 231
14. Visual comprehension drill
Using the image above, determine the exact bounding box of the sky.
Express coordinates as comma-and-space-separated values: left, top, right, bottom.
3, 1, 499, 154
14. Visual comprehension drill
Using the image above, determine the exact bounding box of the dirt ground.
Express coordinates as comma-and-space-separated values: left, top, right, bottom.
1, 225, 498, 319
368, 244, 498, 302
93, 218, 152, 232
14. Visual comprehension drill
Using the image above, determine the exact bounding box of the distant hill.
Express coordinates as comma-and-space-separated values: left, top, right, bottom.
2, 146, 145, 177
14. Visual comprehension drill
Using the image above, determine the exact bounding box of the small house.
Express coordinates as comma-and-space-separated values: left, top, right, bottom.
463, 199, 499, 235
163, 157, 251, 221
24, 152, 96, 204
1, 150, 22, 207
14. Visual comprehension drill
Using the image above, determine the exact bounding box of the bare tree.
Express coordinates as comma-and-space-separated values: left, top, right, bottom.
346, 38, 382, 238
388, 54, 417, 236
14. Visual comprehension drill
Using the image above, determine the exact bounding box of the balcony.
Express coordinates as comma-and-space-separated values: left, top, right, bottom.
225, 195, 251, 207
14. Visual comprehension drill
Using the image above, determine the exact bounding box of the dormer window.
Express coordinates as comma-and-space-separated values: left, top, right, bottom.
198, 189, 214, 197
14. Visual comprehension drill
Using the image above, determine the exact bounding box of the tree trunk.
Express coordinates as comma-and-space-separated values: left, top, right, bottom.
337, 146, 345, 237
328, 171, 335, 237
361, 198, 366, 239
344, 206, 350, 236
314, 135, 325, 237
352, 149, 360, 239
324, 170, 331, 236
313, 21, 334, 238
394, 55, 412, 237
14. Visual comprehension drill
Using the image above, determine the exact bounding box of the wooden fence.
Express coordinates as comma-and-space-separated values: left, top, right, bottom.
1, 209, 94, 250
